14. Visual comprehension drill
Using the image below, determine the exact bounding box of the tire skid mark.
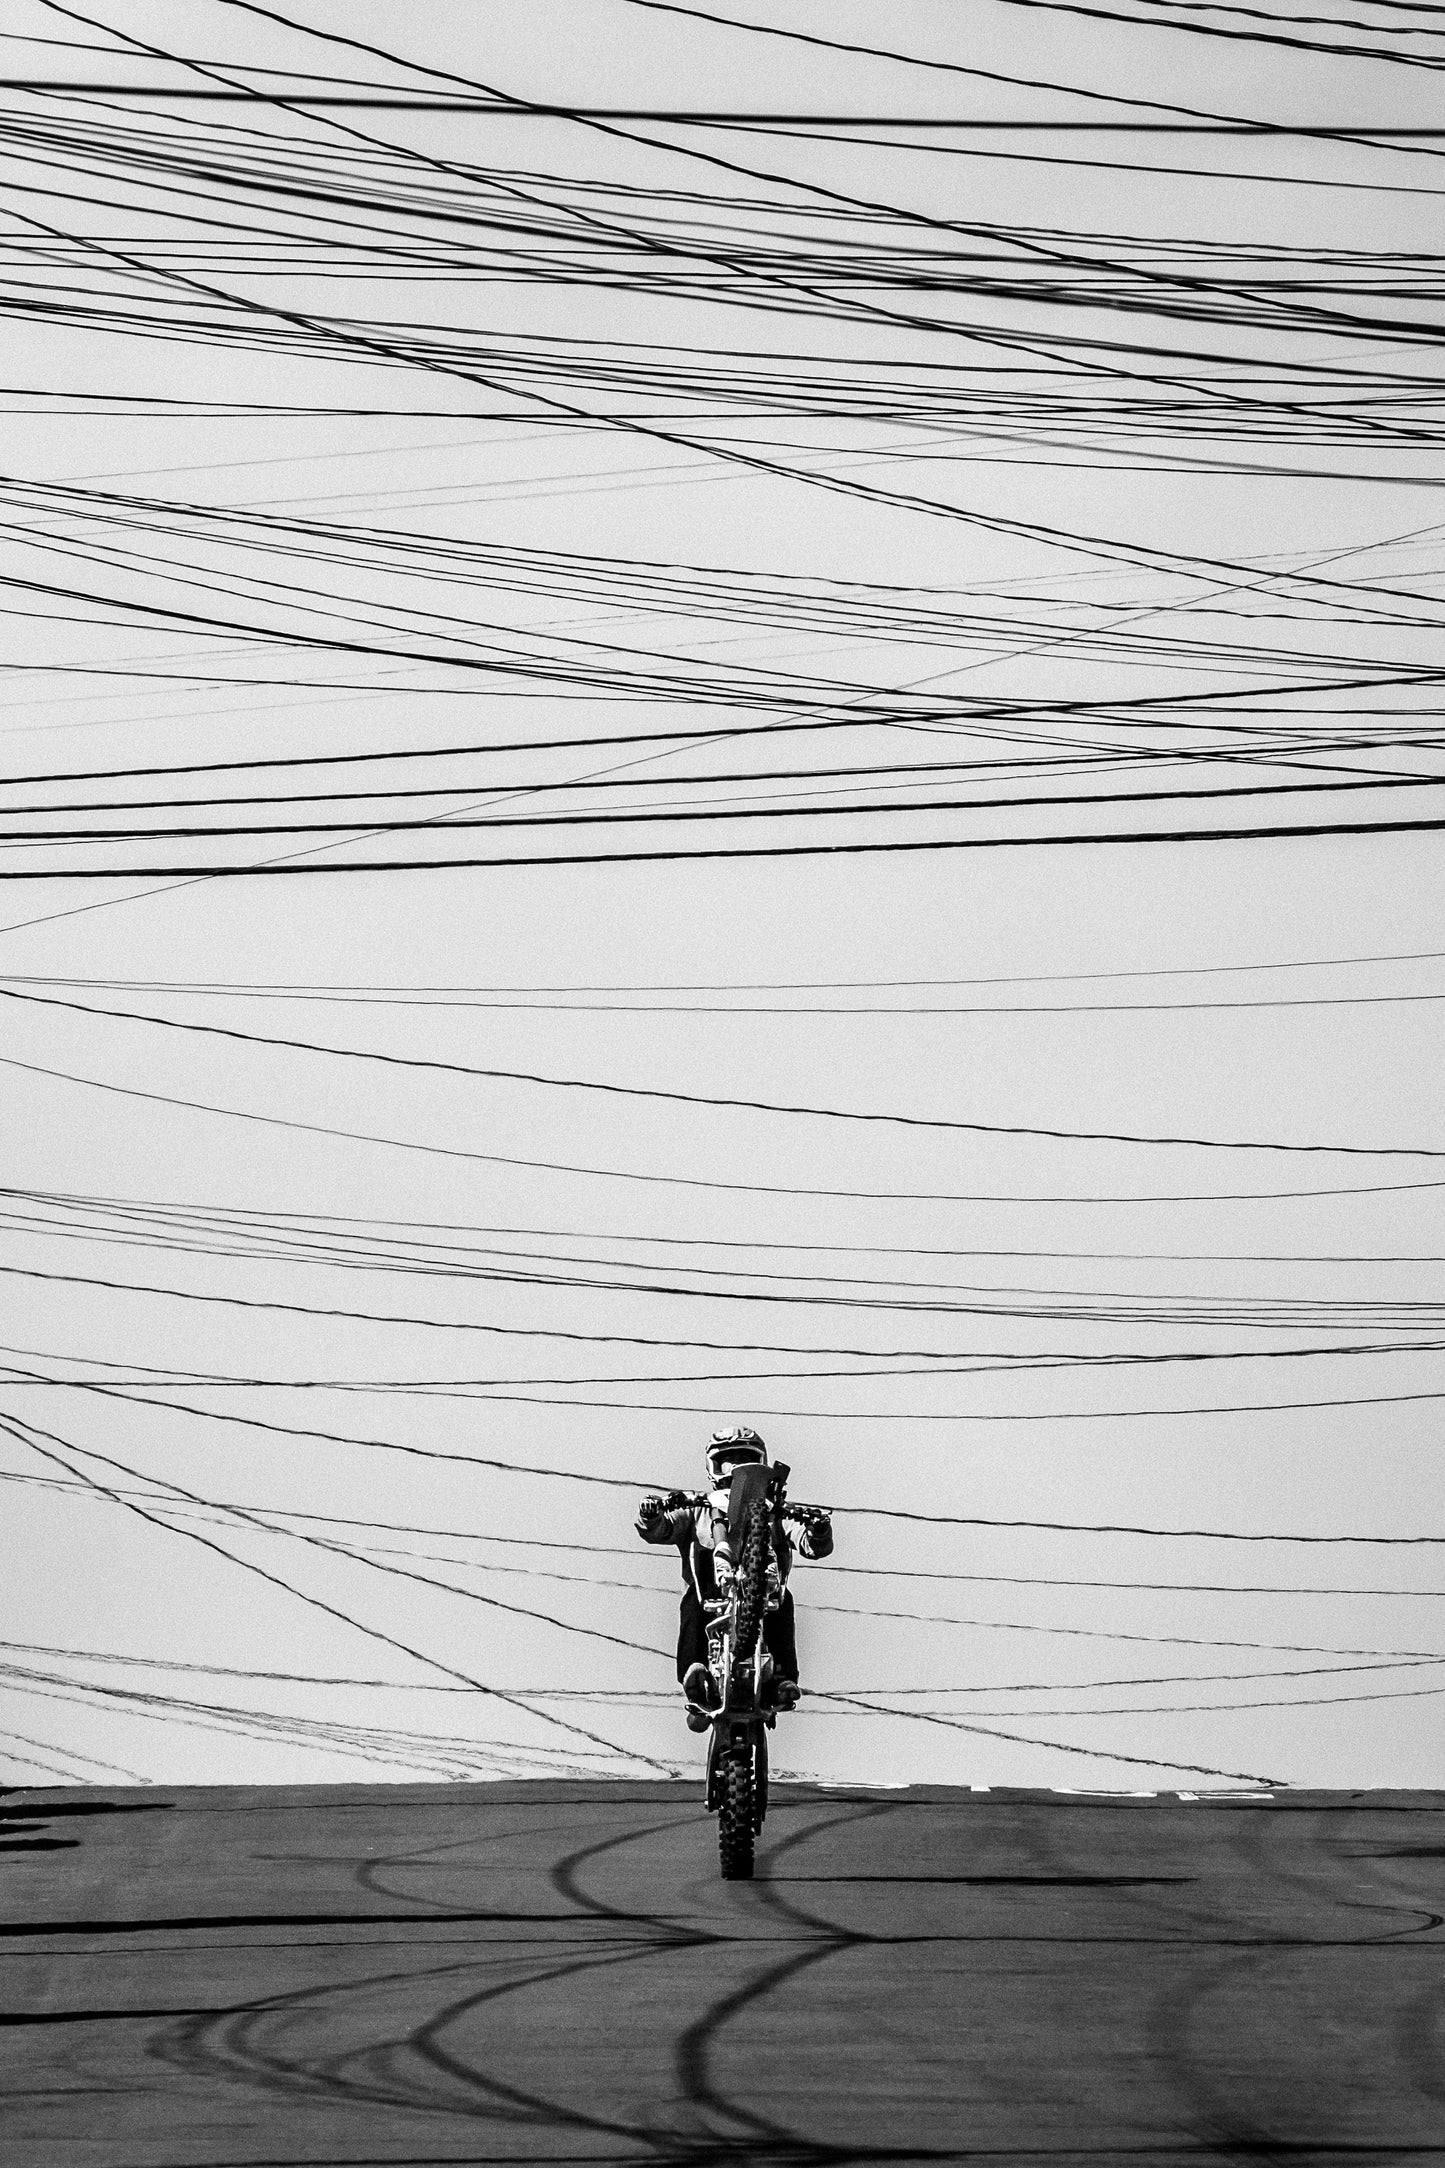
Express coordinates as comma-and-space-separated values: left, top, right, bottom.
9, 1786, 1445, 2163
664, 1801, 897, 2166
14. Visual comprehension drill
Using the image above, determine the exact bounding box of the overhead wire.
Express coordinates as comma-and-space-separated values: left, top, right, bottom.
5, 4, 1442, 1782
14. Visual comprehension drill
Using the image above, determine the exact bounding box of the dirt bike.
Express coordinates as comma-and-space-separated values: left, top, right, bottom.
675, 1459, 813, 1880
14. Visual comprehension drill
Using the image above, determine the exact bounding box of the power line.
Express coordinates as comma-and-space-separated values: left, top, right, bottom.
809, 1689, 1278, 1785
1, 811, 1443, 878
0, 1408, 674, 1773
7, 1049, 1444, 1203
3, 1372, 1437, 1542
9, 937, 1445, 986
5, 87, 1444, 131
7, 979, 1441, 1156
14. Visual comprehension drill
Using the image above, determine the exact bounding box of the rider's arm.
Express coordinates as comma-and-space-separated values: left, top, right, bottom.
792, 1508, 834, 1561
635, 1493, 695, 1544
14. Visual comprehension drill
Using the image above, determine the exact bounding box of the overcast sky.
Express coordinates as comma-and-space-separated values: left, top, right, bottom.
2, 0, 1443, 1795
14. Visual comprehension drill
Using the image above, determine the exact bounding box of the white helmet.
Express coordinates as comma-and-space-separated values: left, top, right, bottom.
705, 1426, 768, 1486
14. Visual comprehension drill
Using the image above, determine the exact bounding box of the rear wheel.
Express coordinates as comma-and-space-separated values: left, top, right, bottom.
718, 1750, 755, 1879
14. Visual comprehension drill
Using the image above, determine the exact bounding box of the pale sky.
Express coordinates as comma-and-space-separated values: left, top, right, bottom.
1, 0, 1443, 1794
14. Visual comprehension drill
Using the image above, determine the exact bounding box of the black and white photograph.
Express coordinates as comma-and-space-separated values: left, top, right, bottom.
0, 2, 1443, 2160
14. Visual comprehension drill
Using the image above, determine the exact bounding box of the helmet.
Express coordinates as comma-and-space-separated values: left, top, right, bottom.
705, 1426, 768, 1486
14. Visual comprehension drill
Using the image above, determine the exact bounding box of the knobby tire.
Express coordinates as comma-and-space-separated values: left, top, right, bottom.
732, 1497, 770, 1656
719, 1750, 755, 1880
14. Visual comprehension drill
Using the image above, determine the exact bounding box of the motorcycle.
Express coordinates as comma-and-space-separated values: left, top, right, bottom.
671, 1459, 816, 1879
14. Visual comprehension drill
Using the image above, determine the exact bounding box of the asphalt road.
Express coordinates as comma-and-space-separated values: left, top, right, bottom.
2, 1778, 1443, 2165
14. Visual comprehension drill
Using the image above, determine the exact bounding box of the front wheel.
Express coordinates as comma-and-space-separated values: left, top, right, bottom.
732, 1498, 771, 1654
718, 1749, 755, 1879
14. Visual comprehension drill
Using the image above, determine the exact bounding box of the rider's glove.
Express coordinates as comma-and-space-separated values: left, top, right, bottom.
637, 1495, 666, 1522
798, 1507, 834, 1557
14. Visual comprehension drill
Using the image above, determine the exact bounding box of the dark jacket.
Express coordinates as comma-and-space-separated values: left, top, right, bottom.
637, 1488, 833, 1604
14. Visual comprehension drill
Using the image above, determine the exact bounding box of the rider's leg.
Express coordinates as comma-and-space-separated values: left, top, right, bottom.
677, 1587, 708, 1684
763, 1589, 799, 1682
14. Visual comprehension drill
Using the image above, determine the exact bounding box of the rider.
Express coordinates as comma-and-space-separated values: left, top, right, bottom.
635, 1427, 833, 1730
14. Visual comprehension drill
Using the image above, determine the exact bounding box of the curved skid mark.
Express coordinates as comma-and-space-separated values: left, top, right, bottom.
406, 1943, 689, 2147
550, 1809, 722, 1931
151, 1954, 510, 2120
668, 1801, 898, 2164
19, 1784, 1445, 2162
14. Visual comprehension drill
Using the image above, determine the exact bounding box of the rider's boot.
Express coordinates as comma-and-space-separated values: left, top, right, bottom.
683, 1661, 718, 1712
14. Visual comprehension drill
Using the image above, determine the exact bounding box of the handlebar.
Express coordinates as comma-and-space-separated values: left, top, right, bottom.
650, 1488, 829, 1520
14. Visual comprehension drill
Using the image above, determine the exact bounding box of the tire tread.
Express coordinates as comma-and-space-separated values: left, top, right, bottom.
732, 1499, 770, 1654
719, 1752, 755, 1879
